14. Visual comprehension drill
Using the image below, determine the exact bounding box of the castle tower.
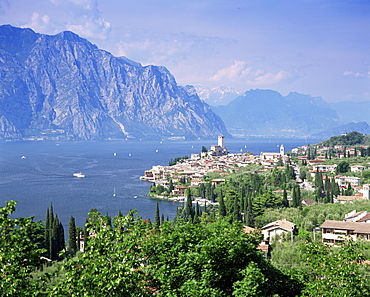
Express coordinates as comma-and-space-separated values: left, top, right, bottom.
218, 135, 225, 148
280, 144, 285, 156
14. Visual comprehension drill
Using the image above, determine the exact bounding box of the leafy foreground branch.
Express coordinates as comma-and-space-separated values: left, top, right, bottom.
52, 211, 301, 296
2, 201, 370, 296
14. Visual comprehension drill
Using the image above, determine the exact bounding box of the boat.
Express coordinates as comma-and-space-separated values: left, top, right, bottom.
134, 195, 138, 198
113, 187, 116, 197
113, 152, 117, 156
73, 172, 85, 178
21, 156, 26, 159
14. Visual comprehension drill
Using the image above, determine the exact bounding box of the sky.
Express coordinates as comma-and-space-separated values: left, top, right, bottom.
0, 0, 369, 103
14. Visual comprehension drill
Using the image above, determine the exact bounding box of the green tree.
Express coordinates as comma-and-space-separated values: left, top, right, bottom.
218, 195, 227, 217
282, 189, 289, 207
185, 188, 194, 222
301, 241, 370, 296
68, 215, 77, 254
336, 160, 350, 174
0, 201, 47, 296
154, 201, 160, 228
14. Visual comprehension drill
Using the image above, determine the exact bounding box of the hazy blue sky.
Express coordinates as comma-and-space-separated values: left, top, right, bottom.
1, 0, 369, 103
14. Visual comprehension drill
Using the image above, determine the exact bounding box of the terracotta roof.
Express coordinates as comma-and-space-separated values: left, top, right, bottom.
358, 213, 370, 222
320, 220, 370, 233
261, 219, 295, 232
243, 226, 261, 234
257, 244, 270, 253
301, 199, 315, 205
336, 195, 366, 202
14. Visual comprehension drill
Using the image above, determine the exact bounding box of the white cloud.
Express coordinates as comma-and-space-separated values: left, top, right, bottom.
210, 60, 251, 82
23, 0, 111, 40
249, 70, 290, 86
115, 31, 229, 66
209, 61, 290, 87
22, 12, 52, 32
343, 71, 364, 77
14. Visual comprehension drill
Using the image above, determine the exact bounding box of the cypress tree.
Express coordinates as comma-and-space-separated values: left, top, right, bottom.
168, 179, 174, 194
282, 189, 288, 207
245, 198, 254, 227
291, 186, 297, 207
68, 216, 77, 254
232, 197, 241, 222
185, 188, 194, 222
296, 186, 301, 206
154, 201, 160, 228
45, 206, 50, 258
218, 195, 226, 217
83, 218, 89, 252
58, 219, 65, 257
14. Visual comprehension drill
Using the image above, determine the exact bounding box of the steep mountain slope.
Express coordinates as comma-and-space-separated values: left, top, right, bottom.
0, 25, 229, 140
212, 89, 341, 136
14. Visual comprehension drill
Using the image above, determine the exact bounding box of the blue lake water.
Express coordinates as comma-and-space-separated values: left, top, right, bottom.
0, 137, 315, 229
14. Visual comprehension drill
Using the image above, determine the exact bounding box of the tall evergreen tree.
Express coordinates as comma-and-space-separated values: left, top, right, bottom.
232, 197, 241, 222
68, 216, 77, 254
282, 189, 289, 207
218, 195, 226, 217
291, 186, 297, 208
168, 179, 174, 194
185, 188, 194, 222
83, 218, 89, 252
154, 201, 160, 228
45, 206, 50, 258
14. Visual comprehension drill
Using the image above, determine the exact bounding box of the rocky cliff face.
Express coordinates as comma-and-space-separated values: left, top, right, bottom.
0, 25, 229, 140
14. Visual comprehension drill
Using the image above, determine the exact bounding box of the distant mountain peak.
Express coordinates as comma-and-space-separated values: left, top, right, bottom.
212, 89, 340, 137
194, 85, 242, 106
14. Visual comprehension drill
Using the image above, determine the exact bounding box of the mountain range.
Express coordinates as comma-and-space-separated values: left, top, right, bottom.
0, 25, 229, 141
211, 89, 344, 137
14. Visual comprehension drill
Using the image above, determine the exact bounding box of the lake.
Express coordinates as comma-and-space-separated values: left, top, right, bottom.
0, 137, 315, 229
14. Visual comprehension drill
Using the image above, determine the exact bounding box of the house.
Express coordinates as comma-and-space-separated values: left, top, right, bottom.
334, 175, 361, 187
351, 165, 367, 172
301, 199, 315, 206
334, 195, 366, 203
312, 164, 337, 173
172, 185, 188, 196
243, 226, 270, 257
320, 220, 370, 245
343, 210, 370, 223
261, 219, 295, 243
211, 178, 225, 187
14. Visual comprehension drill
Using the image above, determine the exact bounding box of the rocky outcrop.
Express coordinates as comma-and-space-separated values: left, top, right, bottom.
0, 25, 229, 140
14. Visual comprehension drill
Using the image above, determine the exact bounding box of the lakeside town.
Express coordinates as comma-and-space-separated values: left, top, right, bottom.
141, 134, 370, 248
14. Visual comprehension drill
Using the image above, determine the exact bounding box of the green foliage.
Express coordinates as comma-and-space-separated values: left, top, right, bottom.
51, 212, 302, 296
321, 131, 366, 147
336, 160, 350, 174
68, 216, 77, 255
300, 241, 370, 296
0, 201, 47, 296
169, 155, 188, 166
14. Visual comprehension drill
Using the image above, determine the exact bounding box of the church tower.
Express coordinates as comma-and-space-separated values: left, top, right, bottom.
280, 144, 285, 156
218, 135, 225, 148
